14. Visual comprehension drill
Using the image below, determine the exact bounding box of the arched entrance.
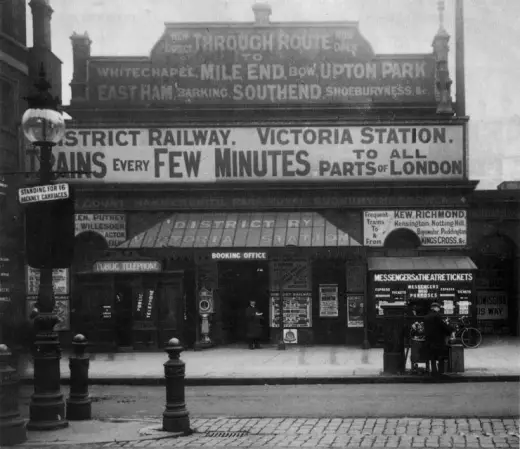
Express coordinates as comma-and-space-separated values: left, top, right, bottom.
474, 233, 518, 336
384, 228, 421, 256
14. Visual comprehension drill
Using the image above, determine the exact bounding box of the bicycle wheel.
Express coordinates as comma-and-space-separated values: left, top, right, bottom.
461, 327, 483, 349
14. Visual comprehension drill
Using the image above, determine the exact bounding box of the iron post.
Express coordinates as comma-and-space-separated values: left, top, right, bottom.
66, 334, 91, 420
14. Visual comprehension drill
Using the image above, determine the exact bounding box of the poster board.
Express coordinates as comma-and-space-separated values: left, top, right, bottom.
270, 291, 312, 328
347, 294, 364, 327
270, 259, 311, 291
26, 266, 69, 296
319, 284, 339, 317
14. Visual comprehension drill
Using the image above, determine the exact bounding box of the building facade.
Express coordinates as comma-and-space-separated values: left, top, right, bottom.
22, 3, 518, 350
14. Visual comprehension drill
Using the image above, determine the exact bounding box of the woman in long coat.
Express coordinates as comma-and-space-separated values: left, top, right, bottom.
245, 300, 263, 349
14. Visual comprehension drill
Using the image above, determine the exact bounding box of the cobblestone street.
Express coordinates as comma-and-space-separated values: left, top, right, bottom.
16, 417, 520, 448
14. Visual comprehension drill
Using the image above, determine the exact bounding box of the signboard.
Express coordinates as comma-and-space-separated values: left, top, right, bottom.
372, 272, 473, 316
270, 291, 312, 327
364, 209, 467, 247
211, 251, 267, 261
319, 284, 339, 317
27, 125, 465, 184
283, 329, 298, 344
26, 266, 69, 296
87, 25, 436, 106
18, 183, 69, 204
75, 192, 467, 211
135, 288, 156, 320
92, 260, 162, 273
270, 260, 311, 291
75, 213, 126, 247
27, 298, 70, 331
477, 291, 508, 320
347, 294, 364, 327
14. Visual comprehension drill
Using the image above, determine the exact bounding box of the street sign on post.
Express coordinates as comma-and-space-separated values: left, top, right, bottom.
18, 183, 69, 205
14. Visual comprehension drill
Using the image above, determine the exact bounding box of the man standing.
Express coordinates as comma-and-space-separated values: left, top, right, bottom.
424, 302, 453, 377
245, 300, 263, 349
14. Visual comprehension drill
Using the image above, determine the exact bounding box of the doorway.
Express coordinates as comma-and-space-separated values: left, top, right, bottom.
114, 278, 134, 348
218, 261, 270, 344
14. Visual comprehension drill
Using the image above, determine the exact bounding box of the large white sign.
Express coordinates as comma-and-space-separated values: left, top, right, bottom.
477, 291, 508, 320
18, 183, 69, 204
25, 126, 464, 183
364, 209, 467, 246
75, 214, 126, 248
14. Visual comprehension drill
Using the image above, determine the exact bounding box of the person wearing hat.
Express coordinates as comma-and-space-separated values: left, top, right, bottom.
423, 302, 453, 377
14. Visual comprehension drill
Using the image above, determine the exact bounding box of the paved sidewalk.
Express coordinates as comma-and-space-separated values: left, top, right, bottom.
8, 417, 520, 448
17, 337, 520, 384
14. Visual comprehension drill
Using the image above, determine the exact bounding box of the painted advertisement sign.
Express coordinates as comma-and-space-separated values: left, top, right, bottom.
364, 209, 467, 247
87, 25, 435, 106
477, 291, 508, 320
26, 126, 464, 184
75, 213, 126, 247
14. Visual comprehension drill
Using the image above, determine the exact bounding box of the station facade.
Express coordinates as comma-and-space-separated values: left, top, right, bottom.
21, 3, 518, 350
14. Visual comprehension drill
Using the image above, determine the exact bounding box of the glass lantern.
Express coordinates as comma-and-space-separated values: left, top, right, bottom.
21, 108, 65, 145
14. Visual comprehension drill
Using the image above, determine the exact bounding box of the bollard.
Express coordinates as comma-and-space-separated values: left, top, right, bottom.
0, 344, 27, 445
66, 334, 92, 420
162, 338, 191, 434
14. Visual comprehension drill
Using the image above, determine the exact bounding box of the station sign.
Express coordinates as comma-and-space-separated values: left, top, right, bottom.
211, 251, 267, 261
18, 183, 69, 204
86, 24, 436, 107
92, 260, 162, 273
364, 209, 467, 247
26, 125, 465, 184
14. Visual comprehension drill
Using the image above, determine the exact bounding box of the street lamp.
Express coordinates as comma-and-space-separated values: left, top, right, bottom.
22, 65, 68, 430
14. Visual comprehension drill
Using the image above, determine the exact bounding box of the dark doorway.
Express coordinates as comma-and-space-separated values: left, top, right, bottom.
218, 261, 270, 344
114, 278, 134, 348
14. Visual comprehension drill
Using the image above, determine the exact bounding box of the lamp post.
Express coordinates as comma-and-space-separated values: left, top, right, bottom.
22, 65, 68, 430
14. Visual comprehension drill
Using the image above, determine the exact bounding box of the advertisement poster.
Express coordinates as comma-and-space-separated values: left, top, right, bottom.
270, 291, 312, 328
0, 256, 10, 305
283, 329, 298, 344
319, 284, 339, 317
87, 25, 435, 106
26, 266, 69, 296
27, 298, 70, 331
477, 291, 508, 320
347, 294, 364, 328
364, 209, 467, 247
270, 260, 311, 291
26, 125, 464, 184
75, 213, 126, 247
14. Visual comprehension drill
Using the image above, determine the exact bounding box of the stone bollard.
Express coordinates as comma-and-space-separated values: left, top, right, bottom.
66, 334, 92, 420
162, 338, 191, 434
0, 344, 27, 445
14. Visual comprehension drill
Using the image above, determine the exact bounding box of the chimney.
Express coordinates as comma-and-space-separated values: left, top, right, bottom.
30, 0, 53, 50
252, 3, 272, 26
70, 32, 92, 101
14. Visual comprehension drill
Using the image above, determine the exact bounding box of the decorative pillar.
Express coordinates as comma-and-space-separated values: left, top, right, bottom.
432, 0, 454, 115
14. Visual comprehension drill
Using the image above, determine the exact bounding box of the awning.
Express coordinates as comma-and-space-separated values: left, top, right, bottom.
119, 212, 361, 249
367, 256, 477, 271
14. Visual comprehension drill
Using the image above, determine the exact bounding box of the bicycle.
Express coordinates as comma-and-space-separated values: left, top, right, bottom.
451, 316, 483, 349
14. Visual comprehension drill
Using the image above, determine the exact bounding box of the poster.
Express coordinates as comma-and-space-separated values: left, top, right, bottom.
27, 125, 464, 184
26, 298, 70, 331
319, 284, 339, 317
270, 260, 311, 291
283, 329, 298, 344
347, 294, 364, 327
477, 291, 508, 320
26, 266, 69, 296
364, 209, 467, 247
270, 291, 312, 328
75, 213, 126, 247
0, 256, 11, 305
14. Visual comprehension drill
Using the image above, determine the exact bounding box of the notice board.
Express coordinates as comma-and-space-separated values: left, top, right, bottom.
270, 291, 312, 328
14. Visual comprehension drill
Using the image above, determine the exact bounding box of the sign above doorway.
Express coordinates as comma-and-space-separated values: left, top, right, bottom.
211, 251, 267, 261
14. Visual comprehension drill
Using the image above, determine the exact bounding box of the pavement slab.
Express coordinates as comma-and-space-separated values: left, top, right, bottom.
15, 337, 520, 384
3, 417, 518, 449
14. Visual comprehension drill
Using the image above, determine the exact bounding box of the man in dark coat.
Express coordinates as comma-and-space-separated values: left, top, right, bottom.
424, 302, 453, 377
245, 300, 263, 349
